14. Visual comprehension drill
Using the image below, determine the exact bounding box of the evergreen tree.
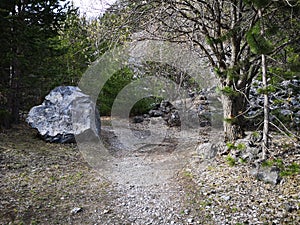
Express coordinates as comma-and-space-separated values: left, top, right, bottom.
48, 10, 101, 86
0, 0, 72, 124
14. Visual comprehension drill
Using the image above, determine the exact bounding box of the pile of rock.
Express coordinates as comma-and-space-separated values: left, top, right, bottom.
148, 100, 181, 127
136, 93, 212, 128
248, 78, 300, 130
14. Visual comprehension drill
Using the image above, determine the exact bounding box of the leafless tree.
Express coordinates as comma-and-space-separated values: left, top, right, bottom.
103, 0, 299, 143
116, 0, 261, 141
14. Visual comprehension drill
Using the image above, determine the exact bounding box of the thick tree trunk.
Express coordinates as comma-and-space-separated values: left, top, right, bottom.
222, 94, 246, 142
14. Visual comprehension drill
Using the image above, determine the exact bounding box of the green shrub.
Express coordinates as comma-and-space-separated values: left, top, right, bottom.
226, 142, 236, 150
262, 159, 283, 168
236, 143, 246, 151
239, 158, 247, 164
261, 159, 299, 177
226, 142, 246, 151
98, 67, 163, 116
98, 67, 133, 116
226, 155, 236, 166
280, 163, 300, 177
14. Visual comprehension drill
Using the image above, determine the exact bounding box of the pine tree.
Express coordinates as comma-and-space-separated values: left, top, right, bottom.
0, 0, 72, 123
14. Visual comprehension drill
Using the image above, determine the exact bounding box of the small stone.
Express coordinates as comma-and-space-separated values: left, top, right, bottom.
187, 218, 194, 223
184, 209, 190, 215
285, 203, 296, 213
71, 207, 82, 214
102, 209, 111, 214
251, 166, 282, 185
221, 195, 231, 201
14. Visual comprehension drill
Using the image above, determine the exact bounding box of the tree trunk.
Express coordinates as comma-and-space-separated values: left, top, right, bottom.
8, 3, 21, 124
222, 93, 246, 142
8, 52, 21, 124
261, 55, 269, 159
259, 9, 269, 160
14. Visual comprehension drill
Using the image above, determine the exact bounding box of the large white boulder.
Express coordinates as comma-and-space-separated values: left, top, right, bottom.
27, 86, 101, 143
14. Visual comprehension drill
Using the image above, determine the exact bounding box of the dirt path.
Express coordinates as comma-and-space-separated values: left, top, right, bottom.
1, 120, 299, 224
0, 121, 203, 224
85, 119, 206, 224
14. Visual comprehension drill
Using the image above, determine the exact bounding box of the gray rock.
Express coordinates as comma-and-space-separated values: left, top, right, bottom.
234, 136, 261, 162
147, 93, 213, 128
27, 86, 101, 143
284, 202, 297, 213
240, 147, 260, 162
198, 111, 212, 127
247, 131, 263, 147
184, 209, 190, 215
280, 109, 293, 116
220, 195, 231, 201
149, 109, 163, 117
167, 110, 181, 127
132, 116, 144, 123
214, 132, 264, 163
71, 207, 82, 214
196, 142, 225, 160
250, 166, 281, 185
248, 78, 300, 129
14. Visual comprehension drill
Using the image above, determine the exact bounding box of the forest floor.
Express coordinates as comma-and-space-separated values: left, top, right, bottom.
0, 117, 299, 225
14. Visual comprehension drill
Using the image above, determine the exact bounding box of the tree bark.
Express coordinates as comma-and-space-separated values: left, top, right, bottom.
222, 93, 246, 142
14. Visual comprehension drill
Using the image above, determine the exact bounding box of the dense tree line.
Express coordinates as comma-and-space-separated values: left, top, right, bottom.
0, 0, 72, 125
0, 0, 104, 127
